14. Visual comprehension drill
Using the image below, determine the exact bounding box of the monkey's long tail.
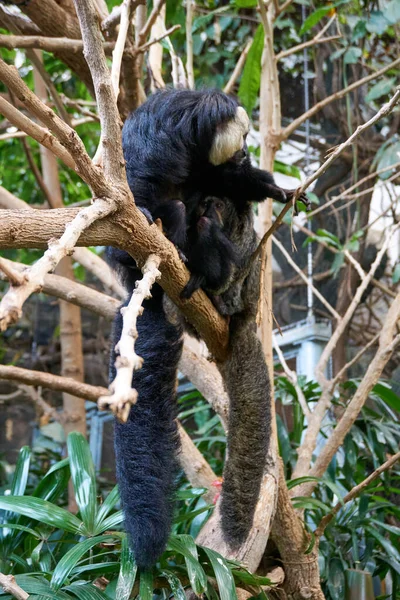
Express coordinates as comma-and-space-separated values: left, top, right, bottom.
219, 316, 271, 546
111, 285, 183, 570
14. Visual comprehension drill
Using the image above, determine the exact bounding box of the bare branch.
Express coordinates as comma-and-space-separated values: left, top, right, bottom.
315, 450, 400, 537
282, 60, 400, 140
0, 95, 75, 170
135, 24, 181, 54
0, 574, 28, 600
0, 257, 25, 286
0, 365, 108, 402
0, 33, 114, 54
272, 235, 340, 320
178, 422, 218, 503
276, 35, 341, 61
99, 255, 161, 421
138, 0, 166, 46
273, 335, 311, 420
0, 200, 114, 331
186, 0, 195, 89
223, 39, 252, 95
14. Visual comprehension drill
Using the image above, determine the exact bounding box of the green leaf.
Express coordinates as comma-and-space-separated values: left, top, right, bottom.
11, 446, 31, 496
365, 526, 400, 562
299, 6, 331, 35
14, 576, 70, 600
343, 47, 362, 65
372, 383, 400, 412
384, 0, 400, 24
65, 583, 110, 600
138, 571, 153, 600
377, 141, 400, 180
393, 263, 400, 284
0, 496, 86, 535
33, 458, 70, 503
116, 537, 137, 600
95, 486, 120, 531
51, 535, 115, 590
96, 511, 124, 533
67, 433, 97, 535
292, 497, 331, 512
161, 571, 186, 600
365, 78, 396, 103
201, 547, 238, 600
366, 11, 390, 34
0, 523, 41, 538
235, 0, 257, 6
167, 535, 207, 595
238, 25, 263, 115
274, 160, 301, 180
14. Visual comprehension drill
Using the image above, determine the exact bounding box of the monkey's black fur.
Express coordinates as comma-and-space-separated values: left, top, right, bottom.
181, 195, 242, 299
110, 284, 183, 570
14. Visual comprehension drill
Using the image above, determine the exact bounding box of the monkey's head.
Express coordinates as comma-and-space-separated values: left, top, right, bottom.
208, 106, 250, 166
196, 196, 227, 231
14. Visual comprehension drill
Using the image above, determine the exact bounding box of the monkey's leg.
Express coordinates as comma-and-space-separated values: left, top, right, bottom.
155, 200, 187, 248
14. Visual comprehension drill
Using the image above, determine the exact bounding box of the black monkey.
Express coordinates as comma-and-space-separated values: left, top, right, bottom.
181, 194, 242, 299
120, 88, 309, 248
110, 283, 183, 570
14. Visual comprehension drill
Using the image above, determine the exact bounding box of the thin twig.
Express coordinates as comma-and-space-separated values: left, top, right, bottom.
224, 39, 252, 94
186, 0, 195, 89
273, 335, 311, 420
315, 450, 400, 537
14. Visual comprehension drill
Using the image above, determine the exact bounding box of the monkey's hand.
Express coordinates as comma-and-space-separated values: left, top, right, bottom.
281, 189, 311, 212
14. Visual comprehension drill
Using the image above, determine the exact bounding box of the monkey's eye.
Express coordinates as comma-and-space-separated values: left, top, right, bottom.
215, 200, 225, 212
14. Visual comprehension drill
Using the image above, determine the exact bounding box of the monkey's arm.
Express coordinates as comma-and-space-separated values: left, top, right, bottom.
207, 162, 309, 209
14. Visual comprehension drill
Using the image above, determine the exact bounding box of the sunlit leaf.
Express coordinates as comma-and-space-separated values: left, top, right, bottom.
116, 537, 137, 600
238, 25, 263, 115
67, 433, 97, 535
201, 547, 237, 600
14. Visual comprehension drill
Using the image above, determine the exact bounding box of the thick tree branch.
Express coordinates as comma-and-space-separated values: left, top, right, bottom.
0, 33, 114, 53
0, 574, 28, 600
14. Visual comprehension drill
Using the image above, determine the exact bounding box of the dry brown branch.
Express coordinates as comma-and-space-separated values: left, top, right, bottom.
307, 292, 400, 486
315, 450, 400, 537
0, 257, 25, 286
0, 257, 120, 321
273, 335, 311, 420
0, 574, 28, 600
272, 235, 340, 320
276, 35, 341, 60
0, 95, 75, 170
0, 186, 27, 209
0, 116, 94, 142
282, 60, 400, 140
186, 0, 195, 89
138, 0, 166, 46
223, 39, 252, 94
0, 199, 114, 331
136, 24, 181, 54
292, 87, 400, 198
0, 33, 115, 54
0, 365, 108, 402
99, 255, 161, 421
73, 0, 125, 184
292, 228, 398, 480
0, 208, 229, 359
178, 422, 218, 503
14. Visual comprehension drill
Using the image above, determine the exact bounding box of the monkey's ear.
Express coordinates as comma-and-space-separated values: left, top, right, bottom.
209, 106, 250, 166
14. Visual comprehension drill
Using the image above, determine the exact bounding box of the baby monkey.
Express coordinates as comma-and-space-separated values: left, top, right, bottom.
181, 195, 241, 299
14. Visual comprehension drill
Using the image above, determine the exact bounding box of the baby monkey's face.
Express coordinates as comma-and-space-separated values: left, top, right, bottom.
197, 196, 227, 230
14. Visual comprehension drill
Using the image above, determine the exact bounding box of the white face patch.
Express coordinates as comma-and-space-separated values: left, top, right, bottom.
209, 106, 250, 166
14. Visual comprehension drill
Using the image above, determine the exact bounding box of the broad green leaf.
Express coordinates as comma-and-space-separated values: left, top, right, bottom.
232, 568, 273, 587
33, 459, 70, 503
299, 6, 332, 35
14, 576, 70, 600
167, 535, 207, 595
161, 571, 186, 600
292, 497, 331, 512
343, 47, 362, 65
365, 78, 396, 103
72, 562, 120, 576
95, 485, 120, 530
116, 537, 137, 600
138, 571, 153, 600
51, 535, 115, 590
365, 526, 400, 562
65, 583, 110, 600
96, 511, 124, 533
377, 141, 400, 179
201, 547, 237, 600
67, 433, 97, 534
372, 383, 400, 412
174, 505, 212, 524
384, 0, 400, 24
0, 523, 41, 538
192, 6, 230, 32
235, 0, 257, 6
0, 496, 86, 535
238, 25, 263, 115
11, 446, 31, 496
274, 160, 301, 180
365, 11, 390, 34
